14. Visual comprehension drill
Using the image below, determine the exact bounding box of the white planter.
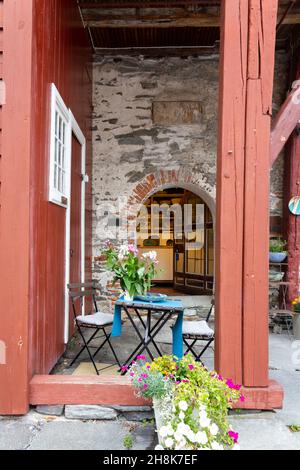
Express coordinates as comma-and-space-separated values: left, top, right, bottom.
152, 397, 172, 446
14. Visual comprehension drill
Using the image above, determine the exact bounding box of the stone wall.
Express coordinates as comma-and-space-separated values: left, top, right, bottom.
92, 52, 289, 296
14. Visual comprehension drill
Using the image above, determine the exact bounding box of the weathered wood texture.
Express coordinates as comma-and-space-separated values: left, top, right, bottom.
215, 0, 248, 383
243, 0, 278, 387
0, 0, 92, 415
0, 0, 34, 414
30, 375, 151, 406
270, 83, 300, 165
29, 375, 282, 410
29, 0, 92, 380
283, 56, 300, 306
216, 0, 279, 388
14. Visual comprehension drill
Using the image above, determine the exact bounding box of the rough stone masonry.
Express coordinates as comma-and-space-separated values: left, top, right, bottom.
92, 53, 289, 297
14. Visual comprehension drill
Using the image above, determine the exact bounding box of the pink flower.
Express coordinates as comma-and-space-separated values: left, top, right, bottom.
130, 372, 135, 377
121, 365, 129, 372
138, 378, 143, 382
143, 383, 149, 390
128, 244, 138, 255
226, 379, 236, 389
146, 365, 151, 369
240, 395, 245, 402
141, 373, 148, 379
188, 364, 194, 370
137, 355, 146, 361
228, 431, 239, 443
218, 374, 223, 381
176, 380, 181, 385
182, 379, 190, 383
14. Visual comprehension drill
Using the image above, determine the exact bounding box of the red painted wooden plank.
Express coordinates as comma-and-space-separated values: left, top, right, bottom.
283, 56, 300, 307
270, 83, 300, 166
243, 0, 278, 387
233, 381, 283, 410
215, 0, 248, 383
0, 2, 3, 29
29, 375, 150, 406
0, 0, 34, 415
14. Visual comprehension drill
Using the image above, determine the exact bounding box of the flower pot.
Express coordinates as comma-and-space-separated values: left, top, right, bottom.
269, 252, 287, 263
293, 313, 300, 340
152, 397, 172, 446
124, 291, 134, 302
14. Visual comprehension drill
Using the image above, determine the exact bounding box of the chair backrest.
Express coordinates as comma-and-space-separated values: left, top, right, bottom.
68, 281, 100, 318
206, 297, 215, 322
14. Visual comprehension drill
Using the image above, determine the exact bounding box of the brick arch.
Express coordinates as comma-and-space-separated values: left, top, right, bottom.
125, 168, 216, 241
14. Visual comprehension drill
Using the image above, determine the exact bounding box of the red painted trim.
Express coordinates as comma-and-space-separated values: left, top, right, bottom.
29, 375, 151, 406
270, 84, 300, 166
0, 0, 34, 415
234, 381, 283, 410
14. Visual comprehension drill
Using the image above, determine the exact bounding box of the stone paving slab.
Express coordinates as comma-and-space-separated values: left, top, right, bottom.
0, 418, 41, 450
229, 415, 300, 450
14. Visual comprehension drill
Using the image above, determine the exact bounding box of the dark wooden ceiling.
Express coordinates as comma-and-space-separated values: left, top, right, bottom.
77, 0, 300, 55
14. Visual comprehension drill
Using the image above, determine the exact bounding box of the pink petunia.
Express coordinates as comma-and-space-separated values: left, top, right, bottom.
121, 365, 129, 372
188, 364, 194, 371
182, 379, 190, 383
176, 380, 181, 385
141, 373, 148, 379
240, 395, 245, 402
143, 383, 149, 390
228, 431, 239, 443
137, 355, 146, 361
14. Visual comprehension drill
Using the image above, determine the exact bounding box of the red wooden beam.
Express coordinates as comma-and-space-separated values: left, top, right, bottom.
270, 82, 300, 166
215, 0, 248, 383
30, 375, 150, 406
243, 0, 278, 387
0, 0, 34, 414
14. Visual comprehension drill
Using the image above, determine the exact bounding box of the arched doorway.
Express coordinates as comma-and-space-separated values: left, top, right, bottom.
136, 188, 214, 294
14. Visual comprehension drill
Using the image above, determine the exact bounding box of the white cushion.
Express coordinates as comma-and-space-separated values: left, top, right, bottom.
76, 312, 114, 327
182, 320, 214, 338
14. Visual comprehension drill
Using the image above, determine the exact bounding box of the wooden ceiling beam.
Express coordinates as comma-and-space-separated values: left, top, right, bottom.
82, 10, 300, 28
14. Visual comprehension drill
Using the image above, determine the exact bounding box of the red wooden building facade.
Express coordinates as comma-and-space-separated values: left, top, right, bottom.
0, 0, 299, 415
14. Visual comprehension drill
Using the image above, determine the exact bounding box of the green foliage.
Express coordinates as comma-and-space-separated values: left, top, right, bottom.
123, 434, 134, 449
288, 425, 300, 432
269, 238, 287, 253
130, 354, 243, 450
101, 242, 158, 297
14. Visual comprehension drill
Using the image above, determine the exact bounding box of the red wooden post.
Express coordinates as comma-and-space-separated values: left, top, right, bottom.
283, 56, 300, 306
0, 0, 34, 414
243, 0, 278, 387
217, 0, 281, 393
215, 0, 249, 383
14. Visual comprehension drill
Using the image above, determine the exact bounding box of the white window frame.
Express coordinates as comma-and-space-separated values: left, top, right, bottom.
48, 84, 71, 207
64, 112, 86, 343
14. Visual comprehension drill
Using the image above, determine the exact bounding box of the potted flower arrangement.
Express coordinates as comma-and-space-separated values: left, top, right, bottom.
129, 354, 243, 450
269, 238, 287, 263
101, 241, 158, 301
292, 297, 300, 340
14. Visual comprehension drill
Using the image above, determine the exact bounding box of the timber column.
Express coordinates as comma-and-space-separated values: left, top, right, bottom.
215, 0, 283, 407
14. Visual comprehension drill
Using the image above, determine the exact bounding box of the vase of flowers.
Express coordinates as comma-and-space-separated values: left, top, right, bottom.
129, 354, 243, 450
269, 238, 287, 263
101, 241, 159, 299
292, 297, 300, 340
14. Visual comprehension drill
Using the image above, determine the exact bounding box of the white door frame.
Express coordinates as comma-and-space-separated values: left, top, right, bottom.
64, 111, 86, 343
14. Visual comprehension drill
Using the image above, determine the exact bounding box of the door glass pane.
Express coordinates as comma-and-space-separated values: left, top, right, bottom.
207, 228, 214, 276
175, 252, 184, 273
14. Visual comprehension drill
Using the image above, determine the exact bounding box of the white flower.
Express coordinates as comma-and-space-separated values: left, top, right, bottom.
209, 423, 219, 436
174, 430, 184, 441
199, 410, 211, 428
178, 400, 188, 411
211, 441, 223, 450
159, 426, 170, 438
142, 250, 157, 261
118, 244, 129, 260
195, 431, 208, 445
175, 438, 187, 450
155, 444, 164, 450
165, 424, 174, 436
186, 430, 197, 443
164, 437, 174, 448
177, 422, 190, 435
179, 411, 185, 420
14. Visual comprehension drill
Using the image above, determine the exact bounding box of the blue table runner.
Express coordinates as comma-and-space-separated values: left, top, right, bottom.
111, 296, 184, 359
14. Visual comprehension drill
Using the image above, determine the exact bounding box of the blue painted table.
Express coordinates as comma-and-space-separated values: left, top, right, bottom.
112, 296, 184, 373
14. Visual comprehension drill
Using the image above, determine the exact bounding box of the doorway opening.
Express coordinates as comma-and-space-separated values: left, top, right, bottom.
136, 188, 214, 295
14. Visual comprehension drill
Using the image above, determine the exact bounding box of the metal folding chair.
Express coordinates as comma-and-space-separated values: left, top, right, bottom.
68, 281, 121, 375
182, 299, 215, 364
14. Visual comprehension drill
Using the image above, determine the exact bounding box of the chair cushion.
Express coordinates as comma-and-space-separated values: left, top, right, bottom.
182, 320, 214, 338
76, 312, 114, 327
